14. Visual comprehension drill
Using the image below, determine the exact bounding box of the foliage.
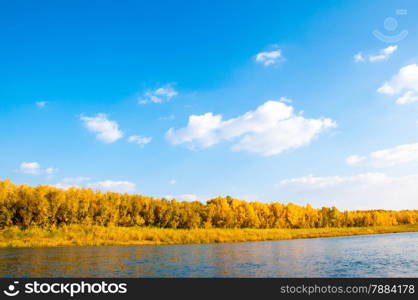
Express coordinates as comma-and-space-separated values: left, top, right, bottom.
0, 179, 417, 230
1, 224, 417, 248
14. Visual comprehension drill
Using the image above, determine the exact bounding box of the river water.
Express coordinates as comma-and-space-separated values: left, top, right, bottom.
0, 232, 417, 277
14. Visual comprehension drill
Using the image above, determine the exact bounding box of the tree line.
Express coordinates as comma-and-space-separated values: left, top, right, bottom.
0, 179, 417, 229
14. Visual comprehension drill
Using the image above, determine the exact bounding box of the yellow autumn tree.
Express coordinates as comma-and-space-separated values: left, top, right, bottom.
0, 180, 417, 230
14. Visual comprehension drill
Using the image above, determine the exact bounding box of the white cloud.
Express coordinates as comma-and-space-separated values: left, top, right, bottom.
280, 173, 390, 189
168, 179, 177, 185
55, 177, 136, 193
395, 91, 418, 104
139, 84, 178, 104
277, 172, 418, 210
166, 99, 336, 156
54, 183, 73, 189
45, 167, 56, 175
19, 162, 41, 174
354, 45, 398, 63
353, 52, 365, 63
164, 194, 199, 202
377, 64, 418, 104
128, 135, 152, 146
80, 113, 123, 143
346, 155, 366, 165
88, 180, 136, 193
369, 45, 398, 62
167, 112, 222, 149
18, 162, 56, 175
255, 49, 283, 66
347, 143, 418, 167
55, 177, 91, 189
36, 101, 47, 108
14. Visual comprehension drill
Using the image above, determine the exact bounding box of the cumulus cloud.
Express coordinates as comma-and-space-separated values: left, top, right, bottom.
277, 172, 418, 210
36, 101, 47, 108
166, 99, 336, 156
45, 167, 56, 175
345, 155, 366, 166
80, 113, 123, 143
88, 180, 136, 193
255, 49, 283, 66
377, 64, 418, 104
368, 45, 398, 62
347, 143, 418, 167
354, 45, 398, 63
168, 179, 177, 185
139, 84, 178, 104
280, 173, 391, 189
19, 162, 56, 175
55, 178, 136, 193
164, 194, 199, 202
353, 52, 365, 63
395, 91, 418, 104
19, 162, 41, 174
128, 135, 152, 146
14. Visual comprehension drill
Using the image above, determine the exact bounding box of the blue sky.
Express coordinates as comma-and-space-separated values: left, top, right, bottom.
1, 0, 418, 210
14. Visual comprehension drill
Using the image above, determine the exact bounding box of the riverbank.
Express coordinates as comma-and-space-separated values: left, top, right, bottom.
0, 224, 417, 248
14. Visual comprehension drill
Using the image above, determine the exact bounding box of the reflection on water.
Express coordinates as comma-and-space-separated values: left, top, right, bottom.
0, 232, 417, 277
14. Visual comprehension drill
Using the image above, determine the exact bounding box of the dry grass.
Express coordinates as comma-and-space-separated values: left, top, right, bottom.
0, 224, 417, 248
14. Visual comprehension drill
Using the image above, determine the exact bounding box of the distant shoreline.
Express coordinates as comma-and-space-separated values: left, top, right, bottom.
1, 224, 417, 248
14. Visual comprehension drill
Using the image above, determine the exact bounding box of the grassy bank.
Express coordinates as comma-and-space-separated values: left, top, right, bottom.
0, 224, 417, 248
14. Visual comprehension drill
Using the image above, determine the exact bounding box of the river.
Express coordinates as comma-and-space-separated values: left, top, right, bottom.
0, 232, 417, 277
